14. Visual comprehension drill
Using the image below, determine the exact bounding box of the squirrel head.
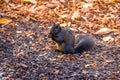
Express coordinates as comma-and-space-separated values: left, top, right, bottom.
48, 23, 61, 38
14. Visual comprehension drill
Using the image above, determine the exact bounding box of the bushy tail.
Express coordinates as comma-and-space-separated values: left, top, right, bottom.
74, 36, 94, 54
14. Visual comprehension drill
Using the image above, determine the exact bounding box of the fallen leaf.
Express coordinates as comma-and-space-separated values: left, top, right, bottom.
53, 68, 59, 75
0, 18, 12, 24
82, 3, 93, 8
102, 35, 114, 42
95, 28, 112, 35
70, 28, 78, 32
85, 12, 94, 19
6, 77, 14, 80
105, 59, 114, 63
85, 63, 93, 68
60, 14, 68, 18
85, 53, 90, 57
17, 63, 28, 68
81, 3, 93, 12
106, 0, 115, 4
16, 52, 26, 58
45, 3, 57, 9
60, 0, 67, 3
16, 30, 22, 34
50, 58, 56, 62
71, 10, 80, 20
60, 23, 68, 27
35, 5, 47, 11
85, 61, 97, 68
58, 55, 65, 60
37, 37, 44, 41
21, 0, 37, 4
68, 54, 76, 60
4, 0, 10, 3
25, 31, 35, 37
82, 70, 87, 75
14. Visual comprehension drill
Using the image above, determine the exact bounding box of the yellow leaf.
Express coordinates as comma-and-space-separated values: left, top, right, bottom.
107, 0, 115, 4
0, 18, 12, 24
60, 23, 67, 27
85, 64, 93, 68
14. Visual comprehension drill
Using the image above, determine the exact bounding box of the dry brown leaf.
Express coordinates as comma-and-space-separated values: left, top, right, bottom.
41, 46, 49, 50
51, 0, 60, 4
85, 12, 94, 19
4, 0, 10, 3
85, 63, 93, 68
25, 31, 35, 37
82, 70, 87, 75
6, 77, 14, 80
70, 28, 78, 32
85, 61, 97, 68
37, 37, 44, 42
41, 77, 48, 80
16, 30, 22, 34
0, 28, 7, 33
68, 55, 76, 60
45, 3, 57, 9
21, 0, 37, 4
102, 35, 114, 42
60, 0, 67, 3
17, 63, 28, 68
105, 0, 115, 4
105, 59, 114, 63
35, 5, 47, 11
60, 14, 68, 19
85, 53, 90, 57
60, 23, 68, 27
110, 74, 117, 80
81, 3, 93, 12
58, 55, 65, 60
11, 0, 20, 3
0, 18, 12, 24
50, 58, 56, 62
71, 10, 80, 20
16, 52, 26, 58
53, 68, 59, 75
95, 28, 112, 35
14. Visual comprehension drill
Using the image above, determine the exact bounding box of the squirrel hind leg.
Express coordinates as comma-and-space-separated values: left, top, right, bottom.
63, 45, 74, 54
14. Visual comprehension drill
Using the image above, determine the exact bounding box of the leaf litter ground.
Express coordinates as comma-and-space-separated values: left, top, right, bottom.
0, 1, 120, 80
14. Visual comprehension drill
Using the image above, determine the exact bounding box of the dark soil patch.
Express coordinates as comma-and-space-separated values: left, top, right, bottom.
0, 20, 119, 80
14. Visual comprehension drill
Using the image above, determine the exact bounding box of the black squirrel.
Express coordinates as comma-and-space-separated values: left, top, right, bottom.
48, 24, 94, 54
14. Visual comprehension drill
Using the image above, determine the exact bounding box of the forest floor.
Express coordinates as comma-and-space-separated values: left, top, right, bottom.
0, 0, 120, 80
